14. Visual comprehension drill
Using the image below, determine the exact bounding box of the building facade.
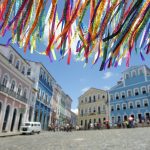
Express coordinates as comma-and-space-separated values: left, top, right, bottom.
0, 45, 36, 133
58, 92, 72, 126
70, 111, 77, 128
28, 61, 54, 130
78, 88, 108, 128
109, 65, 150, 126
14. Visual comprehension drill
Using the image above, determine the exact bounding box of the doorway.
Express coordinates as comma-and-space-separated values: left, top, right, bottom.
124, 115, 127, 121
138, 114, 142, 123
2, 105, 10, 131
18, 113, 23, 131
10, 109, 17, 131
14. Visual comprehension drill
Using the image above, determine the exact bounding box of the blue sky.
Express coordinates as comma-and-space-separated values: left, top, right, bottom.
0, 1, 149, 114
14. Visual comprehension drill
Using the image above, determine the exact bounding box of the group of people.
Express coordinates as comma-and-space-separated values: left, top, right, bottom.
114, 117, 150, 128
48, 123, 73, 132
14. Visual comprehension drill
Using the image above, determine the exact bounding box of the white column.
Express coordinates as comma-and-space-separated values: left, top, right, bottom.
0, 97, 7, 132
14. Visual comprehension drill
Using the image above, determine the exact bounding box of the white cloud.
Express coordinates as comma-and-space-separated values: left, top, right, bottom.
71, 109, 78, 115
102, 86, 110, 90
103, 72, 113, 79
81, 87, 90, 94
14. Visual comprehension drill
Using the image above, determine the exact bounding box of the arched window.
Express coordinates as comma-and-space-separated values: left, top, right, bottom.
98, 106, 101, 114
93, 95, 96, 102
21, 66, 25, 74
89, 96, 91, 103
125, 73, 129, 79
10, 80, 15, 91
132, 71, 136, 77
17, 85, 22, 95
141, 87, 146, 94
81, 109, 83, 116
111, 105, 114, 111
9, 54, 13, 63
27, 68, 31, 75
2, 75, 8, 87
23, 89, 27, 98
89, 107, 91, 114
93, 107, 96, 113
15, 60, 20, 69
134, 88, 139, 96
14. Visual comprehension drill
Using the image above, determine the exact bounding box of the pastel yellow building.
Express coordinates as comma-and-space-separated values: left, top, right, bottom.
78, 88, 108, 129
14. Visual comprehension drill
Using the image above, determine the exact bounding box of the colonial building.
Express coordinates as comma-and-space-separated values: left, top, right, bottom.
78, 88, 108, 128
27, 61, 55, 130
109, 65, 150, 126
51, 83, 60, 126
58, 91, 72, 126
0, 45, 36, 133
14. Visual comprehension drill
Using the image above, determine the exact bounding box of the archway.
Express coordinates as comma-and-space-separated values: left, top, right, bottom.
2, 105, 10, 131
18, 113, 23, 131
10, 109, 17, 131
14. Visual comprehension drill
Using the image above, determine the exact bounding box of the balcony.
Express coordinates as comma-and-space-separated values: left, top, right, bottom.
39, 76, 53, 91
0, 84, 27, 103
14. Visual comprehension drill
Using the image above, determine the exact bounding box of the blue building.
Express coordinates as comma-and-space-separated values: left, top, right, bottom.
109, 65, 150, 125
28, 61, 55, 130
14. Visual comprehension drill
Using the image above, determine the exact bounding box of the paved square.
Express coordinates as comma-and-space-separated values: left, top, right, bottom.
0, 128, 150, 150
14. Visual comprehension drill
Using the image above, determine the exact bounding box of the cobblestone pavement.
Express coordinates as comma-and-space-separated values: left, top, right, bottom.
0, 128, 150, 150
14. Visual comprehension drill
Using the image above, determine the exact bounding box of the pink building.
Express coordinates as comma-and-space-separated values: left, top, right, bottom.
0, 45, 36, 133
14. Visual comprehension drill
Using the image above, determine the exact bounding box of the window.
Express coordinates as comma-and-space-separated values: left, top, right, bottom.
23, 89, 27, 98
141, 87, 147, 94
121, 92, 125, 98
136, 101, 141, 108
21, 66, 25, 74
10, 80, 15, 91
110, 95, 113, 101
81, 100, 83, 103
17, 85, 21, 95
89, 96, 91, 103
37, 89, 41, 99
129, 102, 133, 109
116, 104, 120, 111
102, 95, 105, 99
103, 105, 105, 111
98, 106, 100, 114
98, 94, 100, 99
139, 69, 143, 75
93, 107, 96, 113
127, 90, 132, 97
132, 71, 136, 77
93, 95, 96, 102
134, 89, 139, 96
85, 97, 87, 102
9, 54, 13, 63
144, 99, 148, 107
15, 60, 20, 69
148, 85, 150, 93
27, 68, 31, 75
111, 106, 114, 111
2, 75, 8, 87
115, 93, 119, 100
125, 73, 129, 79
85, 109, 87, 114
45, 94, 48, 102
81, 110, 83, 116
89, 107, 91, 114
122, 104, 127, 110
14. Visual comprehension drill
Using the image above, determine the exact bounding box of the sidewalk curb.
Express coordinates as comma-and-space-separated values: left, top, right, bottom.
0, 133, 21, 138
